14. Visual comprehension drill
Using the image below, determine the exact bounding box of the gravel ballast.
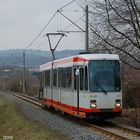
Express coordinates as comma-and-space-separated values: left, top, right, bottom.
0, 91, 107, 140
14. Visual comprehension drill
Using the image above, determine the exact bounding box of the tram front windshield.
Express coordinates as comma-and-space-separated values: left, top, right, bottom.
89, 60, 121, 92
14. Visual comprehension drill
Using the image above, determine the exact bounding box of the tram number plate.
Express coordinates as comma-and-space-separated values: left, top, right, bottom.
101, 109, 112, 112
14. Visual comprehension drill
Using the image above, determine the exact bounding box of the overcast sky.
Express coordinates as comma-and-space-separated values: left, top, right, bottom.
0, 0, 85, 51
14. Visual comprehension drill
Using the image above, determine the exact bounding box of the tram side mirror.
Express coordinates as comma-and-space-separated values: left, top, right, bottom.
75, 69, 79, 76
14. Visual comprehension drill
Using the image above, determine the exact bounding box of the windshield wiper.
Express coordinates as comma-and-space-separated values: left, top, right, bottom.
94, 80, 107, 95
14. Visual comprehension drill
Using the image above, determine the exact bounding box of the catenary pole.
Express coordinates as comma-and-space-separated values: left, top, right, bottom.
2, 63, 5, 90
85, 5, 89, 51
22, 51, 26, 94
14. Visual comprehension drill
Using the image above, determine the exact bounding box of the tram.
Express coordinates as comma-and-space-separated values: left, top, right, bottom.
39, 53, 122, 119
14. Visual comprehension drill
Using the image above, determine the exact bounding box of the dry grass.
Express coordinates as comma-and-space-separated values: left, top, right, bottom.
26, 87, 38, 96
0, 97, 68, 140
118, 109, 140, 128
122, 67, 140, 108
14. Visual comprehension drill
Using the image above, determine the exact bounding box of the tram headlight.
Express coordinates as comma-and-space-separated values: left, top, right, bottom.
115, 103, 121, 108
90, 100, 97, 108
115, 100, 121, 108
90, 103, 97, 108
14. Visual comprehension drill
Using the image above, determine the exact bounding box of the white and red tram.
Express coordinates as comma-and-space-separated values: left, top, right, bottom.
39, 53, 122, 119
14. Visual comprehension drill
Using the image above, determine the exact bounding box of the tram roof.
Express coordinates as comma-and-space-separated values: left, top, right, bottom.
40, 53, 119, 71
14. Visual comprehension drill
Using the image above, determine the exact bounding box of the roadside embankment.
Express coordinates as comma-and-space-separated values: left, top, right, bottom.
0, 96, 68, 140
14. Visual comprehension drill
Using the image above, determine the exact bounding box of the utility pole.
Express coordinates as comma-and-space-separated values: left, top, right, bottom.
22, 51, 26, 94
2, 63, 5, 90
85, 5, 89, 51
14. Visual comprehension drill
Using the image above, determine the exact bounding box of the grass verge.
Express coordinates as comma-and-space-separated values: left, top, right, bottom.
121, 108, 140, 128
115, 109, 140, 128
0, 97, 68, 140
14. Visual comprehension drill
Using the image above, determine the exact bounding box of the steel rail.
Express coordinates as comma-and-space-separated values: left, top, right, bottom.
6, 91, 140, 140
108, 121, 140, 138
85, 121, 140, 140
116, 124, 140, 137
85, 123, 129, 140
7, 91, 42, 107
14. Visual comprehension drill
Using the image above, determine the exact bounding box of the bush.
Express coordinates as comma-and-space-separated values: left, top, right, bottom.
7, 78, 22, 93
122, 108, 140, 128
26, 87, 38, 96
122, 66, 140, 108
123, 86, 140, 108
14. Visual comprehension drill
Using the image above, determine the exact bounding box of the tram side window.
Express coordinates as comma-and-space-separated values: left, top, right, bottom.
74, 68, 76, 90
80, 68, 84, 90
60, 67, 72, 89
58, 69, 61, 87
53, 69, 57, 87
61, 68, 67, 88
39, 72, 43, 87
45, 71, 47, 86
41, 72, 45, 87
66, 67, 72, 88
47, 70, 50, 86
85, 66, 88, 90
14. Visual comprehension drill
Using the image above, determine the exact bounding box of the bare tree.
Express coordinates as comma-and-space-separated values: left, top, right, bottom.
78, 0, 140, 69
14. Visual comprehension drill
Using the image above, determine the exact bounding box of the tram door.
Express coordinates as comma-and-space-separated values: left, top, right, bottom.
74, 66, 85, 114
58, 68, 61, 104
74, 67, 80, 114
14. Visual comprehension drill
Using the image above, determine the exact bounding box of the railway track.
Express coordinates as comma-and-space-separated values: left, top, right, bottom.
6, 91, 140, 140
86, 121, 140, 140
7, 91, 42, 107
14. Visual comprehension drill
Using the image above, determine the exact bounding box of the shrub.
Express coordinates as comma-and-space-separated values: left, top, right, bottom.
7, 78, 22, 93
122, 66, 140, 108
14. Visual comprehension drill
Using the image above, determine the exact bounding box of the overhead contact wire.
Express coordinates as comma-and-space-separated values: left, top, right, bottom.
25, 0, 77, 50
58, 0, 76, 11
25, 12, 57, 50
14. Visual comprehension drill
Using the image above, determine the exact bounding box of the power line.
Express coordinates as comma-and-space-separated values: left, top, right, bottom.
58, 0, 77, 11
25, 0, 77, 50
5, 12, 58, 63
58, 10, 85, 32
25, 12, 57, 50
6, 0, 80, 64
59, 15, 85, 32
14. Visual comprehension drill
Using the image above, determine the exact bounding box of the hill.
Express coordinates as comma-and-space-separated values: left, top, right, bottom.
0, 49, 82, 67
